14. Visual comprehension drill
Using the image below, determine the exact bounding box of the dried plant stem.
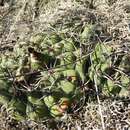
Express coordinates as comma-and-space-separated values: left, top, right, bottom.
90, 54, 105, 130
94, 75, 105, 130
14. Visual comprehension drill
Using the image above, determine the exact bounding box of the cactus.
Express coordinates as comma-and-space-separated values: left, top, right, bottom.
60, 80, 76, 94
50, 105, 63, 117
44, 95, 55, 108
27, 94, 44, 106
0, 90, 11, 105
81, 24, 96, 41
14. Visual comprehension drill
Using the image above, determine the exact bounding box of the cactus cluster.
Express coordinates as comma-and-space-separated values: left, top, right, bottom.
0, 24, 92, 121
89, 43, 130, 97
0, 24, 130, 121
